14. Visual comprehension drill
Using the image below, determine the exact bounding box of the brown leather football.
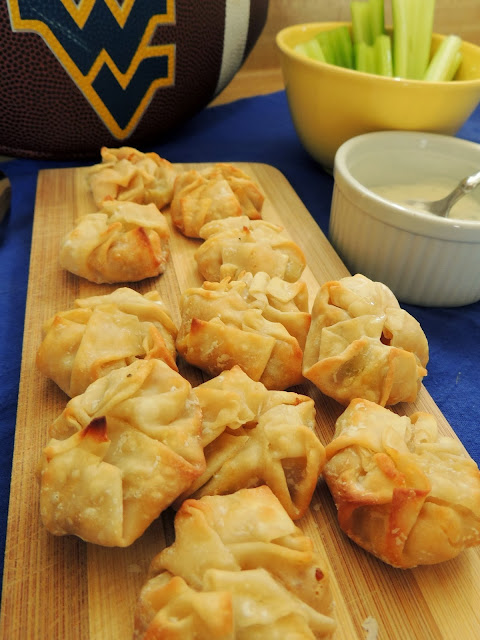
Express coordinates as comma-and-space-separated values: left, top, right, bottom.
0, 0, 269, 159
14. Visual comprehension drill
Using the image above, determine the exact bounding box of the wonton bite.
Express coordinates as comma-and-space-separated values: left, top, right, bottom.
176, 273, 310, 390
36, 287, 178, 397
195, 216, 306, 283
303, 274, 429, 406
88, 146, 177, 209
323, 398, 480, 568
170, 162, 264, 238
177, 366, 325, 520
134, 486, 336, 639
59, 200, 170, 283
38, 359, 205, 547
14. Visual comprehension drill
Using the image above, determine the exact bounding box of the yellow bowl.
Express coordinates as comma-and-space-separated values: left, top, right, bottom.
276, 22, 480, 170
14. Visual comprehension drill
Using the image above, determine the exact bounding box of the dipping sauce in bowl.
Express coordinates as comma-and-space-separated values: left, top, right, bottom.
372, 181, 480, 221
329, 131, 480, 307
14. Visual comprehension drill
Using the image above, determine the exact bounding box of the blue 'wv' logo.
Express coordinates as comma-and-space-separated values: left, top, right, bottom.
8, 0, 176, 137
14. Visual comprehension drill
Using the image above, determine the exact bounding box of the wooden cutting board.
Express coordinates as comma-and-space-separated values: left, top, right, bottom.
1, 163, 479, 640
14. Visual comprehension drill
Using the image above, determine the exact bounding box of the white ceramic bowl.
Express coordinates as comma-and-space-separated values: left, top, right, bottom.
329, 131, 480, 307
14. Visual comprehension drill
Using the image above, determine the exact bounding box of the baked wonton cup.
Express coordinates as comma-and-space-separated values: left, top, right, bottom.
303, 274, 429, 406
236, 271, 311, 349
59, 200, 170, 284
38, 359, 205, 547
195, 216, 306, 283
88, 146, 177, 209
133, 486, 336, 639
170, 163, 264, 238
176, 273, 309, 390
323, 398, 480, 568
176, 366, 326, 520
36, 287, 178, 397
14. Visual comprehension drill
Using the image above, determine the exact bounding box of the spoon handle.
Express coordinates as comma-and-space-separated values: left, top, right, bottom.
440, 170, 480, 215
463, 170, 480, 192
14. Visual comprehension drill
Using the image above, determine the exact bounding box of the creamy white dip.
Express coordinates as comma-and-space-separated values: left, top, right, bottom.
372, 181, 480, 221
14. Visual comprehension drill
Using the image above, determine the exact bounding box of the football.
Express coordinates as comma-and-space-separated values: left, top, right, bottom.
0, 0, 269, 159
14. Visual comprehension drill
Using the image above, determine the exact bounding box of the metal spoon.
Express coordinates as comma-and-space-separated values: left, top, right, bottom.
0, 169, 11, 222
406, 169, 480, 218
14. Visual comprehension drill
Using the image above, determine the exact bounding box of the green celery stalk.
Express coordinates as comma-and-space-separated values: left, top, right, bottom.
300, 0, 462, 83
391, 0, 411, 77
293, 42, 310, 58
407, 0, 436, 79
445, 51, 463, 81
296, 27, 355, 70
329, 25, 355, 68
355, 42, 375, 73
365, 44, 376, 73
316, 30, 338, 65
423, 34, 462, 81
305, 39, 326, 62
351, 1, 373, 45
294, 39, 327, 63
374, 34, 393, 76
368, 0, 385, 40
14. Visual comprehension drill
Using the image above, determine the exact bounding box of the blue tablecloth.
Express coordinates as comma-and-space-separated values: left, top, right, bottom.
1, 90, 479, 589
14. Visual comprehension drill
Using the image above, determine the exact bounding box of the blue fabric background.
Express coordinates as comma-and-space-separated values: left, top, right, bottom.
1, 91, 479, 590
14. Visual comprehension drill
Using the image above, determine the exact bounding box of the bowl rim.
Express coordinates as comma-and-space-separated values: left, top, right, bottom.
276, 22, 480, 88
333, 130, 480, 241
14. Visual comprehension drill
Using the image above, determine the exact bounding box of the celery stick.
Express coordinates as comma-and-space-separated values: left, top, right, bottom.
391, 0, 411, 77
365, 44, 376, 73
338, 25, 355, 68
424, 35, 462, 81
445, 51, 462, 81
316, 31, 338, 65
368, 0, 385, 40
354, 42, 368, 72
294, 39, 327, 63
374, 34, 393, 76
355, 42, 375, 73
408, 0, 436, 79
351, 1, 372, 45
293, 43, 310, 58
305, 39, 326, 62
329, 26, 355, 68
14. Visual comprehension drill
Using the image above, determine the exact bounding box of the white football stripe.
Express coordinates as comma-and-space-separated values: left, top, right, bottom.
215, 0, 251, 95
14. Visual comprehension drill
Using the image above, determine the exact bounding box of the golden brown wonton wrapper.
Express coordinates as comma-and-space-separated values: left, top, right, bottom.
36, 287, 178, 397
323, 398, 480, 568
237, 271, 311, 348
38, 359, 205, 547
133, 486, 336, 639
88, 146, 176, 209
177, 366, 325, 520
170, 162, 264, 238
303, 274, 429, 406
59, 200, 170, 284
195, 216, 306, 283
176, 273, 309, 390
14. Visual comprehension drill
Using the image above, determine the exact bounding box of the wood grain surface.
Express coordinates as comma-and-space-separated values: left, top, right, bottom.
1, 163, 479, 640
